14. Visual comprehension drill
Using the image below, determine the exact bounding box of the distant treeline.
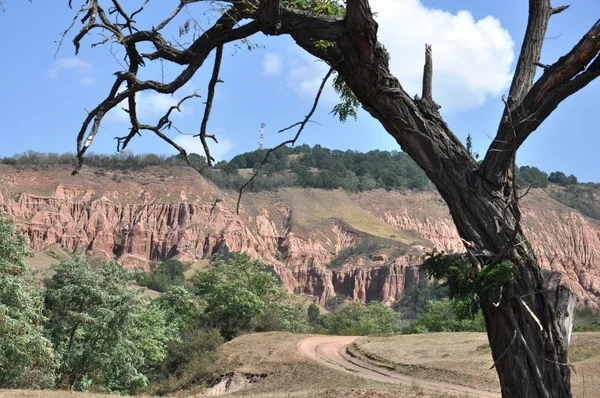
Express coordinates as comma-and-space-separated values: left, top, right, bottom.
2, 148, 598, 219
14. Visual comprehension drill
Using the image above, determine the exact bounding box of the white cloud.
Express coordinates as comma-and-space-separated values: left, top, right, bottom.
173, 130, 234, 162
285, 50, 338, 103
46, 57, 92, 79
288, 0, 515, 113
263, 53, 284, 75
106, 89, 194, 123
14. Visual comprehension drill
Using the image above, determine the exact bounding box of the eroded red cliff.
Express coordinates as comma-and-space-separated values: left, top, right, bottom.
1, 165, 599, 307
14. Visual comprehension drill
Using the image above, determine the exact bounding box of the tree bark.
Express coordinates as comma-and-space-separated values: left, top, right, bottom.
293, 9, 572, 395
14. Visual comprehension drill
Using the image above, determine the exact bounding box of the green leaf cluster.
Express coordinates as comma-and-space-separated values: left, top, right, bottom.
43, 256, 176, 393
322, 301, 404, 336
421, 250, 518, 307
0, 215, 54, 388
191, 252, 280, 339
284, 0, 346, 16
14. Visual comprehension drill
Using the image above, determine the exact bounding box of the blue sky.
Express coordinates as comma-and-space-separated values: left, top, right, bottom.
0, 0, 598, 182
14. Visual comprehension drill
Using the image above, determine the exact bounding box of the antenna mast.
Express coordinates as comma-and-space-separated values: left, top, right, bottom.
258, 122, 265, 150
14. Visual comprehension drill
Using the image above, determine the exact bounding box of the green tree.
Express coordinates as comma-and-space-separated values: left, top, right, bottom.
517, 165, 549, 188
44, 256, 174, 393
548, 171, 569, 186
135, 258, 189, 293
406, 299, 486, 334
253, 291, 310, 334
191, 253, 279, 339
393, 279, 448, 319
324, 301, 403, 335
307, 303, 321, 325
325, 294, 347, 311
154, 285, 204, 331
0, 215, 54, 388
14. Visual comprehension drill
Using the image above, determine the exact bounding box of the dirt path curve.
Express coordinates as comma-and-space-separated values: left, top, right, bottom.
298, 336, 500, 398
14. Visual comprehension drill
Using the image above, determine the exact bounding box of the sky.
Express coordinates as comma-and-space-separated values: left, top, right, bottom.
0, 0, 598, 182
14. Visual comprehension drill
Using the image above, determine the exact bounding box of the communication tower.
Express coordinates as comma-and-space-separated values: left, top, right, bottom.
258, 122, 266, 150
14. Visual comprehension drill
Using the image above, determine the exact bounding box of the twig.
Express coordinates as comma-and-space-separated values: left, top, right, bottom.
235, 65, 338, 214
194, 44, 224, 166
490, 330, 517, 369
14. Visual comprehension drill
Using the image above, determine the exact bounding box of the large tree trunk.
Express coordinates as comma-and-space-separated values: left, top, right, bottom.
294, 16, 573, 395
448, 177, 571, 397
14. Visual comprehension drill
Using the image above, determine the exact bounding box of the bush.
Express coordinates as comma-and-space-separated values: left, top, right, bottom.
323, 301, 403, 336
405, 299, 486, 334
135, 259, 189, 293
153, 285, 204, 331
393, 279, 448, 319
573, 305, 600, 332
149, 328, 226, 396
325, 294, 347, 311
253, 293, 310, 334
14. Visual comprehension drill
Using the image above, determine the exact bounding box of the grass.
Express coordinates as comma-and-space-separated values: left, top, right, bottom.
352, 332, 600, 398
277, 188, 430, 246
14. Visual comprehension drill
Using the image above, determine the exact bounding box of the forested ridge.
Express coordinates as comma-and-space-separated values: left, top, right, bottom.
2, 147, 599, 219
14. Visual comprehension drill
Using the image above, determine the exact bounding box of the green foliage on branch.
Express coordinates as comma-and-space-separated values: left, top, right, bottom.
331, 73, 361, 122
421, 250, 518, 309
284, 0, 346, 16
0, 215, 54, 388
322, 301, 404, 336
191, 252, 280, 339
43, 256, 176, 393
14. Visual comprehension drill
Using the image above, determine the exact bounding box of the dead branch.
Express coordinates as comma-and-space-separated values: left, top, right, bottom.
113, 92, 201, 163
235, 66, 337, 214
481, 13, 600, 184
422, 44, 433, 102
193, 45, 224, 166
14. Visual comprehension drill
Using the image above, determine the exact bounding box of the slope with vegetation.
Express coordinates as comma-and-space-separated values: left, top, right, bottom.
3, 149, 598, 221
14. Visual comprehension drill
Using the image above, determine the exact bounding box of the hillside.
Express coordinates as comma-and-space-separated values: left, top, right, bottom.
1, 163, 599, 308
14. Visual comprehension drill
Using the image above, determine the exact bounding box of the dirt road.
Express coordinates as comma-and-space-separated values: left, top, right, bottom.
298, 335, 501, 398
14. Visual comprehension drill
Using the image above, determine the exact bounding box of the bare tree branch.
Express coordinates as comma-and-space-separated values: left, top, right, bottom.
194, 44, 224, 166
481, 17, 600, 184
506, 0, 553, 106
235, 66, 337, 214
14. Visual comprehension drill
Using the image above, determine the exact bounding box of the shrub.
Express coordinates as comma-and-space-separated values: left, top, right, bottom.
253, 292, 310, 334
323, 301, 403, 336
135, 258, 189, 293
149, 328, 226, 396
405, 299, 486, 334
572, 305, 600, 332
191, 252, 280, 339
325, 294, 347, 311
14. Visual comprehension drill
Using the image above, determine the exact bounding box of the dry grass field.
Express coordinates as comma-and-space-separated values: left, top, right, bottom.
351, 332, 600, 398
2, 332, 599, 397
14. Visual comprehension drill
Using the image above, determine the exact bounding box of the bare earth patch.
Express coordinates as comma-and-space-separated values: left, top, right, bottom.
221, 332, 464, 397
